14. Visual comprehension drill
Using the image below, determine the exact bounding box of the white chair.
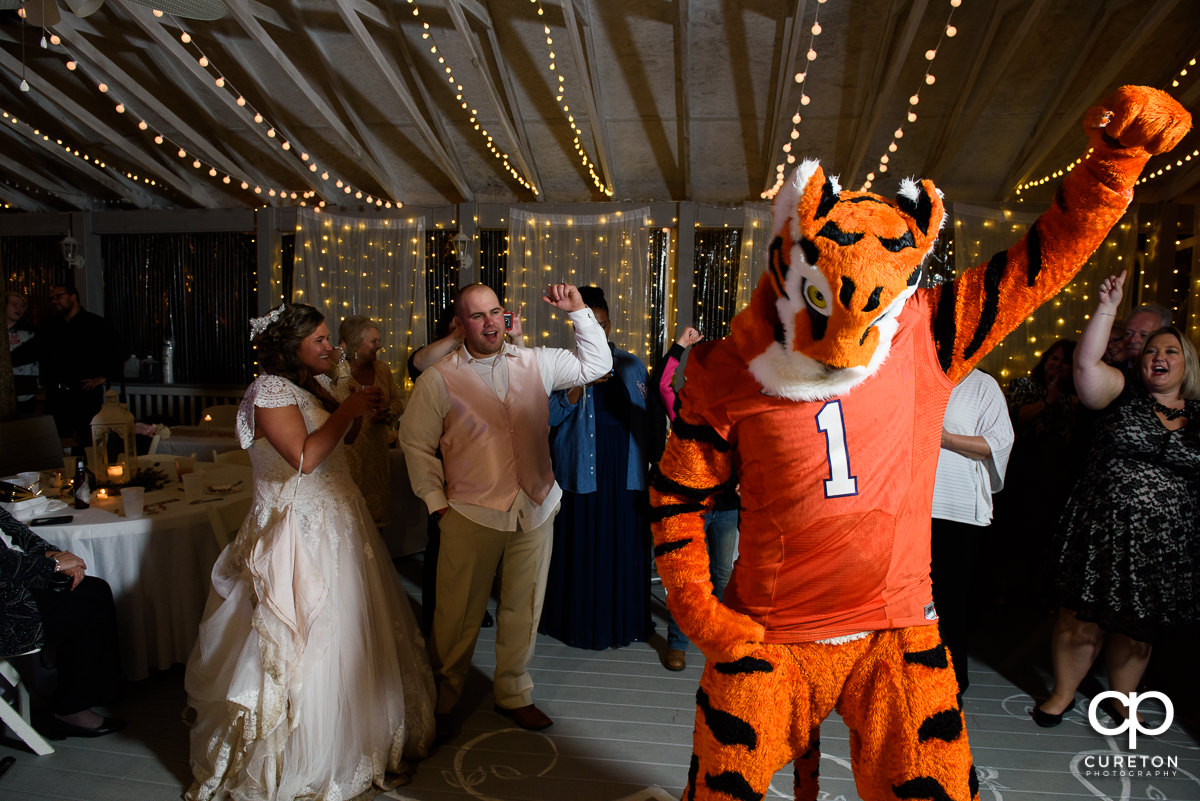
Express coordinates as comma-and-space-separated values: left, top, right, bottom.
0, 654, 54, 755
199, 404, 238, 431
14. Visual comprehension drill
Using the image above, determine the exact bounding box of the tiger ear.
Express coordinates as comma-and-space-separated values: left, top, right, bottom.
895, 178, 945, 246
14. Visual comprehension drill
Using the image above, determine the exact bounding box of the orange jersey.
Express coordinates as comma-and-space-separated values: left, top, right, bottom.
682, 291, 953, 641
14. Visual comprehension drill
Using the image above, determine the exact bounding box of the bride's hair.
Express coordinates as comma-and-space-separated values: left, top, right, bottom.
256, 303, 325, 385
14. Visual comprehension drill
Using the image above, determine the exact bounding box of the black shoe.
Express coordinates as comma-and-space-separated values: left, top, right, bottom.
49, 716, 126, 739
1031, 700, 1074, 728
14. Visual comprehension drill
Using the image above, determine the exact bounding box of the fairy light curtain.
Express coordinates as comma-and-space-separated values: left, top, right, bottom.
506, 208, 658, 363
949, 202, 1136, 387
735, 205, 773, 315
292, 209, 426, 386
2, 235, 67, 327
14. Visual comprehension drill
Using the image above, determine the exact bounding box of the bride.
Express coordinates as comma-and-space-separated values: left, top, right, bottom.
185, 303, 435, 800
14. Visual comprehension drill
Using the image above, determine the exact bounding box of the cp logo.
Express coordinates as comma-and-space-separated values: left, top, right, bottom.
1088, 691, 1173, 748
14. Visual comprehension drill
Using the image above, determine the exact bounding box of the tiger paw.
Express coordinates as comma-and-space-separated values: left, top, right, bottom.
1087, 85, 1191, 157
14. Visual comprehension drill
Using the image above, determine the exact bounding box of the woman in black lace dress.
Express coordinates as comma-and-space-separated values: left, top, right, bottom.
1032, 272, 1200, 727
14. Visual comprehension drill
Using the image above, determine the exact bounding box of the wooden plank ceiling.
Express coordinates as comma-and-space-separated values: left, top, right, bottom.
0, 0, 1197, 214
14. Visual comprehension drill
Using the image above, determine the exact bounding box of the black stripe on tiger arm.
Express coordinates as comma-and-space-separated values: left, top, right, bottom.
933, 279, 958, 373
670, 417, 733, 453
649, 502, 708, 525
653, 538, 695, 558
649, 467, 727, 502
1024, 218, 1044, 286
961, 249, 1007, 361
697, 687, 758, 750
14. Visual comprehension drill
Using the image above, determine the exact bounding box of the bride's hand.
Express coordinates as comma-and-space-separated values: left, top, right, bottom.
345, 385, 382, 418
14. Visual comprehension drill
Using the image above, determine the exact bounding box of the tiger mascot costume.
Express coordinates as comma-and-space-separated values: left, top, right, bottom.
650, 85, 1189, 801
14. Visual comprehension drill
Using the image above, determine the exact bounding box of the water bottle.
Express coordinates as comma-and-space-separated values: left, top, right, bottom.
162, 339, 175, 384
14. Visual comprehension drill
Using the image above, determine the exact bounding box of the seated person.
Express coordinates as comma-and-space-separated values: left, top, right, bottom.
0, 508, 123, 737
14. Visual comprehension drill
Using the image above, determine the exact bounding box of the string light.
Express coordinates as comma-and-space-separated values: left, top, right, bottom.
762, 0, 828, 200
1018, 52, 1199, 196
405, 0, 537, 195
861, 0, 962, 191
530, 0, 612, 197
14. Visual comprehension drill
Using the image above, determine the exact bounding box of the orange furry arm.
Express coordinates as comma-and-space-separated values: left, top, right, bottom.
933, 85, 1191, 382
650, 387, 764, 661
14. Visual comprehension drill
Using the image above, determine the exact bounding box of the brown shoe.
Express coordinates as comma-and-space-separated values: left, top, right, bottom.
664, 649, 687, 671
494, 703, 553, 730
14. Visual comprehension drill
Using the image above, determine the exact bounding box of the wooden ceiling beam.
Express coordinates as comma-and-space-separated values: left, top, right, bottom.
123, 4, 327, 198
841, 0, 928, 188
480, 0, 544, 199
0, 144, 96, 210
675, 0, 691, 200
560, 0, 615, 195
759, 0, 808, 195
0, 114, 160, 207
0, 48, 224, 208
444, 0, 541, 195
1000, 0, 1182, 199
50, 13, 281, 198
334, 0, 474, 200
0, 180, 53, 212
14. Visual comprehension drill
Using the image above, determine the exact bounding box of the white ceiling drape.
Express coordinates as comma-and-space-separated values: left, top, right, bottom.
950, 202, 1137, 385
291, 209, 427, 386
506, 207, 655, 361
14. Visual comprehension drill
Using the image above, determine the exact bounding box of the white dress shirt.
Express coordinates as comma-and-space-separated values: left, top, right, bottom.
399, 307, 612, 532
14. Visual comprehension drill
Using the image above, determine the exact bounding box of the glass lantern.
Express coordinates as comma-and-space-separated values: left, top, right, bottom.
90, 389, 137, 486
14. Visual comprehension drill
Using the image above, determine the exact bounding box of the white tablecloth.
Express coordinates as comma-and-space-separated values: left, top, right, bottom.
155, 426, 240, 460
35, 466, 252, 681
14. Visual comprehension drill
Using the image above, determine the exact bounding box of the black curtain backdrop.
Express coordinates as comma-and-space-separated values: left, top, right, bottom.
101, 232, 257, 385
693, 228, 742, 341
2, 235, 71, 329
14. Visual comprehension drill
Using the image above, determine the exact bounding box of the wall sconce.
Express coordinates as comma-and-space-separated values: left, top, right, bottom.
453, 230, 473, 271
61, 236, 84, 270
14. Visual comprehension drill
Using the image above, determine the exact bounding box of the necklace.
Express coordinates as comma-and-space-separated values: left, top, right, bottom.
1150, 395, 1187, 421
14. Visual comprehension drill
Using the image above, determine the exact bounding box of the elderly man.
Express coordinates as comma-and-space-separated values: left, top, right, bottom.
1120, 302, 1172, 367
399, 282, 611, 738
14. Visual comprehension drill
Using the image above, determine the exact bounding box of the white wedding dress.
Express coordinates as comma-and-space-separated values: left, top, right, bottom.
185, 374, 435, 801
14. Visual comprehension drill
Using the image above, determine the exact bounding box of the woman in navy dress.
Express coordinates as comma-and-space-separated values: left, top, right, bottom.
540, 286, 652, 649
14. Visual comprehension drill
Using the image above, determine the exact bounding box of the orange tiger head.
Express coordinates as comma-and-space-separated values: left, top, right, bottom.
738, 160, 944, 400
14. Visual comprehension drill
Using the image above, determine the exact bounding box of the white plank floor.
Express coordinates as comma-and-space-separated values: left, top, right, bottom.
1, 555, 1197, 801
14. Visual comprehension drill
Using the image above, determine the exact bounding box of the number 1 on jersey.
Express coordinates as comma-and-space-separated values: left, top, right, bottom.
816, 400, 858, 498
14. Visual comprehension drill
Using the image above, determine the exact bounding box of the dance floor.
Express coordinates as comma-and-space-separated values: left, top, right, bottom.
1, 554, 1197, 801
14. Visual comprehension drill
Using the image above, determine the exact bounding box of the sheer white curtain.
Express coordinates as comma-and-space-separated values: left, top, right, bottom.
736, 204, 773, 314
506, 207, 654, 361
950, 202, 1137, 385
292, 209, 427, 388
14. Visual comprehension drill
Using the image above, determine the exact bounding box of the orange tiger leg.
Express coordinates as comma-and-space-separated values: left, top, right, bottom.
684, 646, 832, 801
837, 627, 979, 801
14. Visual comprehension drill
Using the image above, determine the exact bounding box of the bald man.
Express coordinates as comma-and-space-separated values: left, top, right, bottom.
399, 282, 611, 738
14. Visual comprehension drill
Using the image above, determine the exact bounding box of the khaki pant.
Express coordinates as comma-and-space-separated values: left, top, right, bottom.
430, 506, 557, 713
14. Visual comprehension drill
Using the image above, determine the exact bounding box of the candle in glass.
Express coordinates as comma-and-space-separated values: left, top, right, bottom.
107, 464, 125, 481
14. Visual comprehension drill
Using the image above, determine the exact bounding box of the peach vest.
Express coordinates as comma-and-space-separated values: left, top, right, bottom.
433, 349, 555, 510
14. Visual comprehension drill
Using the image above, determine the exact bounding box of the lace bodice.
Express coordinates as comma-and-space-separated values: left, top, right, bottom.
236, 374, 359, 507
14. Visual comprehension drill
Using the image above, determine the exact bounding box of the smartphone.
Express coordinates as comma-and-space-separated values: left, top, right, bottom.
504, 312, 513, 331
30, 515, 73, 526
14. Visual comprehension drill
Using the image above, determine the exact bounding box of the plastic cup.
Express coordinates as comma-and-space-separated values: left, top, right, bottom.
121, 486, 145, 519
182, 473, 204, 503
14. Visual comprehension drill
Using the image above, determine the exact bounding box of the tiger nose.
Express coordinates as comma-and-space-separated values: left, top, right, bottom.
838, 277, 884, 313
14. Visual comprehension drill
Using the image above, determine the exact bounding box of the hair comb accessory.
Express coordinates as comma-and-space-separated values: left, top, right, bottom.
249, 303, 286, 341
